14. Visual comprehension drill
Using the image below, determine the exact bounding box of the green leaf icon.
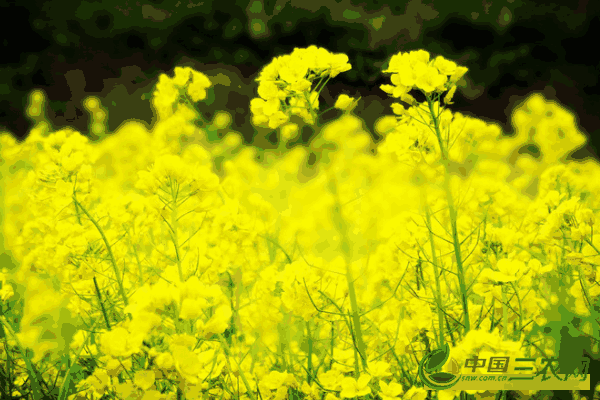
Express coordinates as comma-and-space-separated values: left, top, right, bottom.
423, 343, 450, 373
430, 372, 459, 383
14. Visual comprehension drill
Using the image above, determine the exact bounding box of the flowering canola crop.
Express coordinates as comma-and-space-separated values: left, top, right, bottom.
0, 46, 598, 400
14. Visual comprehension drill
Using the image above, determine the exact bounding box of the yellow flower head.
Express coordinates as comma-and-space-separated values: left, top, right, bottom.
99, 327, 139, 358
334, 94, 359, 111
379, 379, 404, 400
134, 370, 156, 391
340, 374, 371, 398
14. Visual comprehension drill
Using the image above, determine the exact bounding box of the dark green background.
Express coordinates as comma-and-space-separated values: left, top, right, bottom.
1, 0, 599, 158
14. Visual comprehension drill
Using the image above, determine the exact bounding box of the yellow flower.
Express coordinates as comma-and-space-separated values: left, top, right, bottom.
450, 66, 468, 82
104, 357, 126, 376
390, 103, 406, 116
258, 81, 281, 100
172, 66, 193, 87
196, 304, 232, 337
439, 390, 461, 400
152, 74, 179, 119
290, 78, 312, 93
444, 85, 457, 105
384, 52, 410, 73
268, 110, 290, 129
334, 94, 359, 111
134, 370, 156, 391
87, 369, 111, 396
577, 208, 595, 226
172, 344, 202, 384
155, 352, 175, 370
433, 55, 458, 76
280, 123, 299, 141
302, 381, 321, 400
114, 382, 136, 399
415, 65, 447, 93
0, 283, 14, 301
408, 49, 430, 65
263, 97, 281, 116
277, 56, 309, 84
378, 379, 404, 400
99, 327, 139, 358
340, 374, 371, 398
393, 64, 419, 88
179, 297, 209, 320
318, 369, 344, 391
329, 53, 352, 77
263, 371, 298, 390
404, 386, 428, 400
187, 70, 213, 102
493, 258, 526, 283
368, 360, 393, 378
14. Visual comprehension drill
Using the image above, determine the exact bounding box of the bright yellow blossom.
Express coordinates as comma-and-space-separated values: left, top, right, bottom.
378, 379, 404, 400
340, 374, 371, 398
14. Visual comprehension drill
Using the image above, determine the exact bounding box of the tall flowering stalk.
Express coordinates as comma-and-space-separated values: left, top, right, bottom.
427, 95, 472, 335
329, 173, 369, 373
380, 50, 471, 337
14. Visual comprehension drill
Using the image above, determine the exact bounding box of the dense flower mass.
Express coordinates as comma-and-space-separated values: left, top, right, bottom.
0, 47, 599, 400
250, 45, 352, 129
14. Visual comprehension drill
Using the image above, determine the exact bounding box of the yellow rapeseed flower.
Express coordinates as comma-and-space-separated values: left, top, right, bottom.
378, 379, 404, 400
99, 327, 139, 358
134, 370, 156, 391
340, 374, 371, 398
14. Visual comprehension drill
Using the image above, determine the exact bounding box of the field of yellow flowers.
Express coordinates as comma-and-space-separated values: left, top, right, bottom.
0, 46, 598, 400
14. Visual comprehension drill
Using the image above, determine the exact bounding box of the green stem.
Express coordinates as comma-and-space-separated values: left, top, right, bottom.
328, 174, 369, 372
426, 96, 470, 334
72, 195, 129, 309
306, 320, 313, 384
502, 285, 508, 341
219, 336, 258, 400
58, 319, 102, 400
0, 316, 44, 400
132, 244, 144, 288
347, 310, 361, 377
170, 181, 184, 283
93, 276, 112, 331
508, 282, 523, 339
422, 192, 446, 349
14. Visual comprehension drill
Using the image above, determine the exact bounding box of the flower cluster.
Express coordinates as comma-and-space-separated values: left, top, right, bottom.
152, 66, 213, 120
381, 49, 468, 115
250, 45, 352, 129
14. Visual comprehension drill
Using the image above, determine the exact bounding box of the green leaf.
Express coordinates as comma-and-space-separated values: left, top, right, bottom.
430, 372, 459, 383
423, 343, 450, 373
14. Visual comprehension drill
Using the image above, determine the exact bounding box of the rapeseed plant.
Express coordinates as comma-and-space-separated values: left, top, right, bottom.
0, 46, 598, 400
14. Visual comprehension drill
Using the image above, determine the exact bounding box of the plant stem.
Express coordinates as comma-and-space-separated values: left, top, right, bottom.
0, 316, 44, 400
426, 96, 471, 335
72, 195, 129, 309
328, 173, 369, 372
93, 276, 112, 331
219, 336, 258, 400
306, 320, 313, 384
422, 189, 447, 349
58, 319, 102, 400
132, 244, 144, 288
169, 177, 184, 283
502, 285, 508, 340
